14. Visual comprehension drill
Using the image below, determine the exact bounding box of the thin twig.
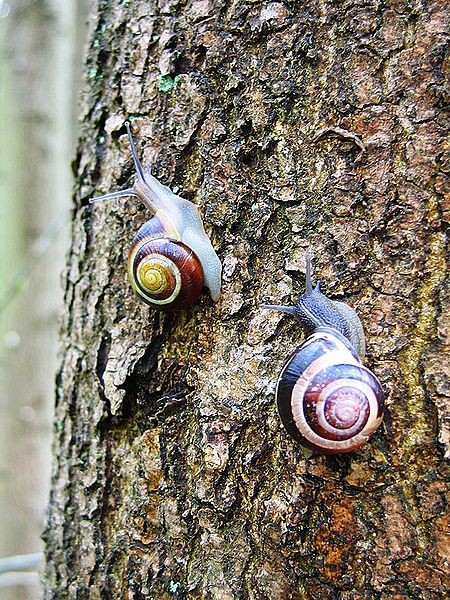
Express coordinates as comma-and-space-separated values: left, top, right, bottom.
0, 211, 68, 318
0, 552, 43, 574
0, 571, 40, 589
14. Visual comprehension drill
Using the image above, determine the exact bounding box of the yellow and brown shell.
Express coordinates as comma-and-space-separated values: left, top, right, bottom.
128, 217, 204, 311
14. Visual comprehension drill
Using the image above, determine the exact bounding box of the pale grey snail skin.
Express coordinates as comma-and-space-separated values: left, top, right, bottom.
263, 254, 384, 454
90, 122, 222, 306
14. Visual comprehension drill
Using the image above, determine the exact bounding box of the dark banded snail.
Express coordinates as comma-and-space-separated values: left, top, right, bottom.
90, 122, 221, 311
263, 254, 384, 454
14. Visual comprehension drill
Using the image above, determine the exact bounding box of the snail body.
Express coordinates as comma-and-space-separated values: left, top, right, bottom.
90, 122, 221, 310
263, 255, 384, 454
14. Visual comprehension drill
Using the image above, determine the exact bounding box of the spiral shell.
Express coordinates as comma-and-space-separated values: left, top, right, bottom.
128, 217, 204, 311
276, 327, 384, 454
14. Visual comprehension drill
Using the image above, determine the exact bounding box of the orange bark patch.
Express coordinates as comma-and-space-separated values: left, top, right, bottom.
314, 493, 357, 583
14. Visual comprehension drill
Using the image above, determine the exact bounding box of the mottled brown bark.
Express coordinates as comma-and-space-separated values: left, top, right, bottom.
44, 0, 449, 598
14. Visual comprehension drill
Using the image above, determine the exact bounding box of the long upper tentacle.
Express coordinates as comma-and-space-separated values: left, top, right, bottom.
125, 121, 145, 182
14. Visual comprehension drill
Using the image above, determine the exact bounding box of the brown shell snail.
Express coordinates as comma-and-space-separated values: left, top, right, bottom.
263, 254, 384, 454
90, 122, 222, 311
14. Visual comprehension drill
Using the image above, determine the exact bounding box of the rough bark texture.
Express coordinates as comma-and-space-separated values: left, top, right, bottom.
44, 0, 449, 598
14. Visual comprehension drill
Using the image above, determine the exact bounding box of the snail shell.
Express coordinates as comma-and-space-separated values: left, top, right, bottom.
128, 216, 204, 311
276, 327, 384, 454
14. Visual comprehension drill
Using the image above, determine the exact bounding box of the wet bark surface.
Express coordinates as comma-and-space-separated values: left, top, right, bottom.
44, 0, 449, 598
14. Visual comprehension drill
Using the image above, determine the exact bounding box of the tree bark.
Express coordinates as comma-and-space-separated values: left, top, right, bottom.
44, 0, 449, 598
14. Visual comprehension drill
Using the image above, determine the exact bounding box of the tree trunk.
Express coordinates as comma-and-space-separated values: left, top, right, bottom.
43, 1, 449, 598
0, 1, 88, 598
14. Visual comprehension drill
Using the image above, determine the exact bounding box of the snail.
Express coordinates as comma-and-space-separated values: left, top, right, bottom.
90, 122, 221, 311
263, 254, 384, 454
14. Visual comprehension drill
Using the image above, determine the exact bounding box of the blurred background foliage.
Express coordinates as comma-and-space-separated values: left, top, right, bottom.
0, 1, 89, 597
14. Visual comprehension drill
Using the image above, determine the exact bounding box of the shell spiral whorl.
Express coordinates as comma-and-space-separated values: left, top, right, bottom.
128, 218, 204, 311
277, 327, 384, 454
136, 254, 181, 298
